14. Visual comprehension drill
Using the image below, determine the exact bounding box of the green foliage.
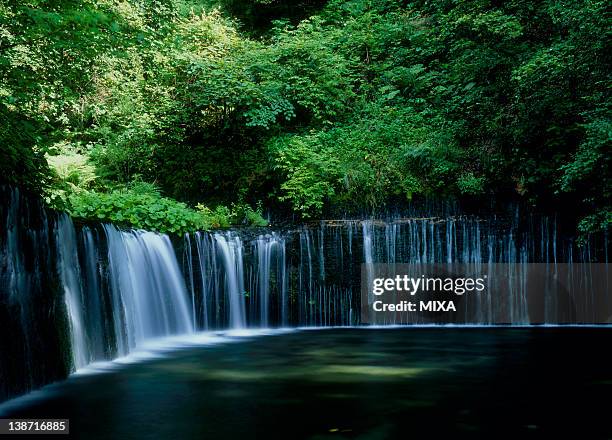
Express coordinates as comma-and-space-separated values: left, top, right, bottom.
268, 102, 480, 215
269, 135, 339, 216
196, 204, 233, 229
559, 116, 611, 199
0, 142, 50, 193
0, 0, 124, 192
197, 202, 268, 227
231, 202, 269, 227
61, 166, 269, 234
69, 189, 206, 234
2, 0, 610, 233
457, 173, 486, 196
68, 185, 267, 234
45, 149, 100, 209
578, 211, 612, 236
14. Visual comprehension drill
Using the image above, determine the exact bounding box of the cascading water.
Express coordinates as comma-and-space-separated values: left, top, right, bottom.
214, 232, 247, 329
255, 235, 272, 327
184, 234, 197, 330
1, 187, 64, 403
1, 184, 609, 404
193, 232, 215, 329
104, 225, 194, 353
81, 227, 108, 361
362, 221, 374, 323
252, 233, 286, 327
56, 214, 90, 369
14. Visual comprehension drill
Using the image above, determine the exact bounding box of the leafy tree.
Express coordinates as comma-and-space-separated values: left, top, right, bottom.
1, 0, 609, 233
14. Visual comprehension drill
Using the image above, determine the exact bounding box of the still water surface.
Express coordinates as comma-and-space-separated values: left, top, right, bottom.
3, 328, 612, 439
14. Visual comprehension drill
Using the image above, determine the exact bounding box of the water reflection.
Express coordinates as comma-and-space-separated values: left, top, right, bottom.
2, 328, 612, 439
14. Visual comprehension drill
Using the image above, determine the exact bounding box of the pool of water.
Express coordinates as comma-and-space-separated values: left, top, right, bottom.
2, 328, 612, 439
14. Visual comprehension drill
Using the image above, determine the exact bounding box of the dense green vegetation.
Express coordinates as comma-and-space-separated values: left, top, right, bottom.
67, 181, 266, 233
1, 0, 610, 232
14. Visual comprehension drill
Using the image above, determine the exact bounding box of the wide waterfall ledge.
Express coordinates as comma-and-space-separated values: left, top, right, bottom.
0, 185, 609, 404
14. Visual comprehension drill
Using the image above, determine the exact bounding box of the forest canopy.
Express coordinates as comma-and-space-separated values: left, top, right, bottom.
1, 0, 610, 232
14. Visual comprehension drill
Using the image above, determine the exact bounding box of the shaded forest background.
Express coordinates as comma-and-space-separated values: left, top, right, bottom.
1, 0, 610, 233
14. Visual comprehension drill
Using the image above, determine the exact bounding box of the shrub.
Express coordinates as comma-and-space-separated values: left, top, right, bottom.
68, 189, 207, 235
68, 187, 268, 235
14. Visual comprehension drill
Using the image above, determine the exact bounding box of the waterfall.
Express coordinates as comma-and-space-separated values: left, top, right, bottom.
1, 186, 66, 403
194, 232, 213, 329
362, 221, 375, 323
278, 238, 288, 326
214, 232, 246, 329
81, 227, 108, 361
0, 184, 610, 403
56, 214, 89, 370
255, 235, 272, 327
4, 187, 25, 302
184, 234, 197, 328
252, 233, 287, 327
184, 231, 289, 330
104, 225, 194, 352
